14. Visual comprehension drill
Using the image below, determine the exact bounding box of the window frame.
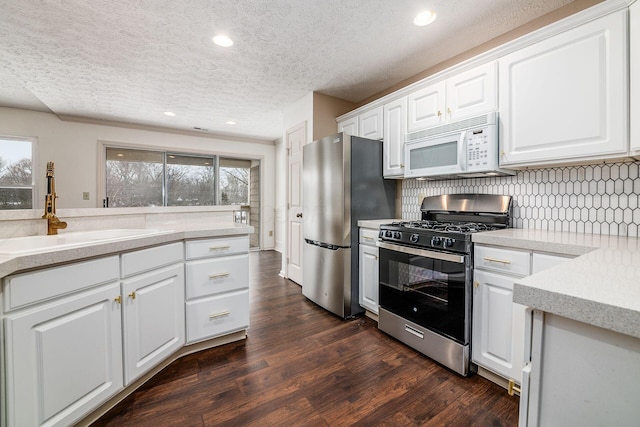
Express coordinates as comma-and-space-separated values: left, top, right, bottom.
0, 135, 38, 210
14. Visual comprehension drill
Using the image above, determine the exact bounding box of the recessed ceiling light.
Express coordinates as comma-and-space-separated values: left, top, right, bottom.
414, 10, 437, 26
164, 111, 176, 117
226, 121, 237, 125
117, 153, 124, 157
213, 35, 233, 47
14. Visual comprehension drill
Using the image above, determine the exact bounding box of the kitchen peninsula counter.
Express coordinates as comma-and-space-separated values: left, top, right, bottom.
0, 223, 253, 279
473, 228, 640, 339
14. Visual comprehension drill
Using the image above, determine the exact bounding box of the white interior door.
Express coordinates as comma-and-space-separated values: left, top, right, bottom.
286, 122, 305, 285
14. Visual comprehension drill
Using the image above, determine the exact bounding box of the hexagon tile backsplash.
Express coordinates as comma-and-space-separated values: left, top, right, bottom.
402, 161, 640, 238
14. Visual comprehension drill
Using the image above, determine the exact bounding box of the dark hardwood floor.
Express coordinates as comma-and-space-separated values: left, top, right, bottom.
92, 250, 519, 426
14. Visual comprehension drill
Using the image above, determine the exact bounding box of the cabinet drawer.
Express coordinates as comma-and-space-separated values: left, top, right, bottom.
3, 256, 120, 311
186, 290, 249, 343
185, 236, 249, 260
186, 254, 249, 299
359, 228, 379, 246
475, 245, 531, 276
121, 242, 183, 278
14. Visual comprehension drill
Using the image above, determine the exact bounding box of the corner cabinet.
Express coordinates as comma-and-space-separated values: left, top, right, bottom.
499, 9, 628, 166
358, 228, 380, 315
383, 97, 407, 177
472, 245, 571, 386
407, 61, 497, 132
120, 243, 185, 385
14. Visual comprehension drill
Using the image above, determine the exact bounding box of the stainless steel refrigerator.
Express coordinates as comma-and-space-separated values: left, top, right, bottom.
302, 132, 396, 318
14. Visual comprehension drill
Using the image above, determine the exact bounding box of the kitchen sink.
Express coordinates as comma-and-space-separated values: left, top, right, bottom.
0, 229, 172, 255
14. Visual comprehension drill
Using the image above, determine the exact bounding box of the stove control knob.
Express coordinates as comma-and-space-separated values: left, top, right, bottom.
393, 231, 402, 239
379, 230, 384, 238
385, 230, 393, 238
431, 237, 442, 246
410, 234, 420, 243
444, 238, 455, 248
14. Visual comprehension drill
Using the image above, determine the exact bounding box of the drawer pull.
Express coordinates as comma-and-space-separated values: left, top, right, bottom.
405, 324, 424, 339
209, 272, 230, 280
483, 256, 511, 265
209, 245, 231, 251
209, 311, 230, 320
128, 291, 136, 300
362, 237, 375, 241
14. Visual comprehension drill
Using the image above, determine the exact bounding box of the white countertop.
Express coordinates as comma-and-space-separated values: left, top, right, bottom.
473, 228, 640, 339
0, 223, 253, 278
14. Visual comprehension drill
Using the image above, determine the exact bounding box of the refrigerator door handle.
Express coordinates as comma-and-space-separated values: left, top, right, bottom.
304, 239, 348, 251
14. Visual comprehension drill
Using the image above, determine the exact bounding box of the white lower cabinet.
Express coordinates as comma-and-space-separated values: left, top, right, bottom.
122, 263, 185, 384
358, 228, 380, 315
185, 236, 250, 343
4, 281, 123, 427
473, 245, 571, 385
520, 311, 640, 426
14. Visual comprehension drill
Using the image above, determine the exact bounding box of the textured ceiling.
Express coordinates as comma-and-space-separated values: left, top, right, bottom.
0, 0, 576, 142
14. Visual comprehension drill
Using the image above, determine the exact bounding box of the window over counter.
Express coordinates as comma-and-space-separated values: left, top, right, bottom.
0, 137, 35, 210
104, 147, 251, 208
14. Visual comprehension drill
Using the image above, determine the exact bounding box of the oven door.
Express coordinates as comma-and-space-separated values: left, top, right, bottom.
377, 241, 471, 345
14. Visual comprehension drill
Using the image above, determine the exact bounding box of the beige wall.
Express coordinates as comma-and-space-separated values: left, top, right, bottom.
312, 93, 355, 141
0, 107, 277, 249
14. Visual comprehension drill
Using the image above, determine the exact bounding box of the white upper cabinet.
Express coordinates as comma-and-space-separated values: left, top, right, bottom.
338, 106, 383, 140
407, 62, 497, 132
631, 1, 640, 155
359, 106, 384, 140
383, 97, 407, 177
446, 61, 498, 123
407, 81, 446, 131
499, 10, 628, 166
338, 116, 358, 136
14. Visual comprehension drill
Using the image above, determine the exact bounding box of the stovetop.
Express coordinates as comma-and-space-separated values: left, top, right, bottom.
378, 220, 504, 253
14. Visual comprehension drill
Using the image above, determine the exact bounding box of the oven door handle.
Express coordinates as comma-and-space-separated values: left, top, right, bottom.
376, 241, 466, 264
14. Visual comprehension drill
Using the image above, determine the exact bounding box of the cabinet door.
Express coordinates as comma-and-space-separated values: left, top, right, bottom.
122, 264, 185, 385
472, 270, 525, 382
446, 62, 497, 122
338, 116, 358, 136
631, 2, 640, 155
407, 81, 446, 132
532, 252, 571, 274
359, 106, 383, 140
358, 243, 379, 314
383, 97, 407, 177
499, 10, 628, 166
4, 283, 123, 427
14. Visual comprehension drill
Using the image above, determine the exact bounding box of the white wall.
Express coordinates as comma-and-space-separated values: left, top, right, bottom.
0, 107, 277, 249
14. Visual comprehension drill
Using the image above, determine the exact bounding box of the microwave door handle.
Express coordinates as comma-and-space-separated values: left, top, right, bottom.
458, 130, 467, 171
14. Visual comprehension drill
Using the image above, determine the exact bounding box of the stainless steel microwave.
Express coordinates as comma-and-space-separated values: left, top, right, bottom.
404, 112, 514, 179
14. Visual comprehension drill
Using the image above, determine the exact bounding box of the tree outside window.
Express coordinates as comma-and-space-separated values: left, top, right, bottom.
220, 158, 250, 205
0, 138, 34, 210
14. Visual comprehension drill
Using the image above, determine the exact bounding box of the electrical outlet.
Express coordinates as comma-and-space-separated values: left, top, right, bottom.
269, 230, 273, 237
418, 193, 426, 203
83, 192, 90, 200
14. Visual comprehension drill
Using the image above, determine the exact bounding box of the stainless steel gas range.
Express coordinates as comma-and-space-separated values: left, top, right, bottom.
377, 194, 512, 376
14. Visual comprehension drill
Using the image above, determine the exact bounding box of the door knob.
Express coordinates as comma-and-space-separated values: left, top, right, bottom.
296, 213, 303, 218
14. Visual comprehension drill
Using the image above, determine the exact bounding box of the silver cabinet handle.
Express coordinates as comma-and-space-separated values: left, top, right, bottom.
209, 245, 230, 251
483, 257, 511, 265
209, 272, 230, 279
209, 311, 230, 319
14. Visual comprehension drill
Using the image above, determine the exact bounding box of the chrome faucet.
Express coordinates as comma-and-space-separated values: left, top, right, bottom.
42, 161, 67, 235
